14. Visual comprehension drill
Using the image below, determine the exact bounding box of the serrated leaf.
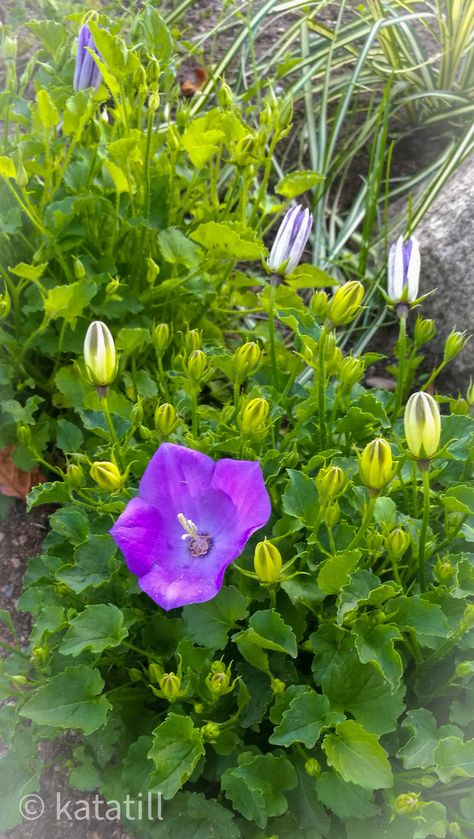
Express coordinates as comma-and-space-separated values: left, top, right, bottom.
353, 617, 403, 689
275, 169, 323, 198
148, 714, 204, 799
59, 604, 128, 657
270, 686, 330, 747
19, 666, 111, 734
49, 508, 88, 545
387, 596, 450, 644
282, 469, 319, 525
323, 720, 392, 790
57, 535, 116, 593
317, 551, 361, 595
221, 752, 297, 828
190, 221, 266, 261
435, 735, 474, 782
315, 771, 379, 819
182, 585, 249, 650
56, 418, 84, 453
234, 609, 297, 657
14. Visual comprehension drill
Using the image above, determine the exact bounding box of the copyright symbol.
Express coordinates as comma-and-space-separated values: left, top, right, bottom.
19, 794, 44, 820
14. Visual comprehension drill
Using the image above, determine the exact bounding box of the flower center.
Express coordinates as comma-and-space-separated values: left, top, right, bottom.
177, 513, 213, 558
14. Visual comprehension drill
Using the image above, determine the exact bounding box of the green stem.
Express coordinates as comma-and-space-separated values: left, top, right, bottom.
422, 360, 447, 392
143, 107, 155, 218
391, 313, 407, 419
233, 379, 241, 420
348, 494, 377, 551
101, 395, 124, 469
318, 325, 328, 450
418, 465, 431, 592
47, 320, 66, 386
267, 279, 278, 389
191, 387, 199, 438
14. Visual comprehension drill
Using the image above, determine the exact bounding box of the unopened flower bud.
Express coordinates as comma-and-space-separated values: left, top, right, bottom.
146, 258, 160, 285
66, 463, 84, 488
327, 281, 364, 327
74, 24, 102, 92
278, 95, 293, 128
419, 775, 437, 788
466, 379, 474, 407
194, 702, 205, 714
154, 403, 177, 436
455, 661, 474, 680
316, 466, 346, 500
324, 501, 340, 527
387, 528, 410, 561
148, 91, 160, 111
105, 277, 121, 299
130, 401, 144, 427
460, 604, 474, 632
153, 322, 170, 354
218, 80, 233, 109
139, 425, 152, 441
206, 669, 231, 696
148, 662, 162, 684
404, 392, 441, 460
10, 674, 27, 686
310, 290, 329, 319
31, 644, 49, 667
187, 349, 207, 381
434, 558, 455, 584
129, 668, 143, 682
254, 540, 282, 583
83, 321, 117, 388
90, 461, 122, 492
240, 397, 270, 434
201, 722, 221, 742
267, 205, 313, 276
271, 678, 285, 694
359, 438, 393, 493
392, 793, 421, 816
16, 423, 31, 445
387, 236, 420, 308
16, 161, 28, 189
167, 123, 180, 153
74, 258, 86, 280
234, 134, 258, 167
366, 530, 384, 552
0, 289, 11, 319
184, 329, 201, 353
339, 355, 364, 387
159, 672, 181, 702
304, 758, 321, 777
414, 315, 436, 346
443, 330, 469, 362
234, 341, 262, 379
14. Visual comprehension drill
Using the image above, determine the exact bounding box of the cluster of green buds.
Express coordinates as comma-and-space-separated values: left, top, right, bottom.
359, 438, 394, 495
240, 397, 270, 437
316, 465, 347, 528
338, 354, 365, 389
83, 320, 117, 397
205, 661, 235, 698
404, 391, 441, 466
253, 539, 282, 583
90, 461, 123, 492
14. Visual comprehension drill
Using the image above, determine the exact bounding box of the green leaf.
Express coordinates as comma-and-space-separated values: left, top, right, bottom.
116, 327, 151, 354
315, 771, 379, 819
148, 714, 205, 799
19, 666, 111, 734
63, 90, 94, 138
103, 159, 130, 193
182, 585, 249, 650
435, 735, 474, 782
9, 261, 47, 281
57, 535, 116, 593
0, 608, 16, 637
317, 550, 361, 595
270, 687, 330, 748
353, 616, 403, 689
35, 89, 60, 130
286, 264, 337, 289
0, 156, 16, 179
68, 746, 103, 791
59, 604, 128, 657
441, 485, 474, 516
337, 570, 400, 624
387, 596, 450, 644
140, 7, 173, 60
27, 480, 72, 510
43, 279, 96, 327
413, 801, 447, 839
162, 791, 240, 839
27, 20, 68, 56
221, 752, 297, 828
56, 418, 84, 453
234, 608, 298, 657
397, 709, 459, 770
0, 732, 42, 832
323, 720, 392, 790
282, 469, 319, 526
49, 508, 88, 545
275, 169, 323, 198
190, 221, 266, 261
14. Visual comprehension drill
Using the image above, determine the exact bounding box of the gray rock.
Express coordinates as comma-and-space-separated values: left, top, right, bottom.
416, 156, 473, 393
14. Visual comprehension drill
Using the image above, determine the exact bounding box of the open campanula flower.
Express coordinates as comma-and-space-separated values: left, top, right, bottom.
267, 204, 313, 276
73, 24, 102, 92
110, 443, 271, 610
387, 235, 420, 306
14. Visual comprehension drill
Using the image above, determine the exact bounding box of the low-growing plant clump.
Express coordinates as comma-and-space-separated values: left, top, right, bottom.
0, 5, 473, 839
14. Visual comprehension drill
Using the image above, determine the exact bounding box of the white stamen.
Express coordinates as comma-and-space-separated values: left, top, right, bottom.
177, 513, 198, 540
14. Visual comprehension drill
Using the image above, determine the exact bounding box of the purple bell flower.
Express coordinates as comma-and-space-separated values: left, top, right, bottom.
387, 235, 420, 304
267, 204, 313, 276
110, 443, 271, 610
73, 24, 102, 93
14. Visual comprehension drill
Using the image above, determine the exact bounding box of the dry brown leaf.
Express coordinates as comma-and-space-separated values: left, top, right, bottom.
0, 445, 45, 501
180, 64, 208, 97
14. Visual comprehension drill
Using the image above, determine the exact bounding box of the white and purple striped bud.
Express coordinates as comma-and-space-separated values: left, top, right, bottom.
73, 25, 102, 93
267, 204, 313, 276
387, 235, 420, 307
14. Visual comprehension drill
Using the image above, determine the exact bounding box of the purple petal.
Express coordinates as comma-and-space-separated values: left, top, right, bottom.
406, 236, 420, 301
110, 497, 165, 578
78, 49, 96, 90
285, 208, 312, 274
211, 458, 271, 541
138, 443, 215, 512
267, 206, 300, 271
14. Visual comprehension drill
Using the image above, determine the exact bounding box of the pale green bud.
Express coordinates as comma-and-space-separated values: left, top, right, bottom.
443, 330, 470, 362
254, 540, 282, 583
387, 528, 410, 561
271, 678, 285, 694
146, 258, 160, 285
327, 281, 364, 327
414, 315, 436, 346
316, 466, 346, 500
187, 349, 207, 380
359, 438, 393, 493
153, 322, 170, 354
324, 501, 340, 527
66, 463, 83, 488
0, 288, 11, 319
159, 672, 181, 702
90, 461, 122, 492
83, 321, 117, 388
240, 397, 270, 435
184, 328, 201, 353
74, 258, 86, 280
310, 290, 330, 319
392, 793, 421, 816
404, 391, 441, 460
339, 355, 364, 387
234, 341, 262, 379
154, 403, 177, 436
304, 758, 321, 777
